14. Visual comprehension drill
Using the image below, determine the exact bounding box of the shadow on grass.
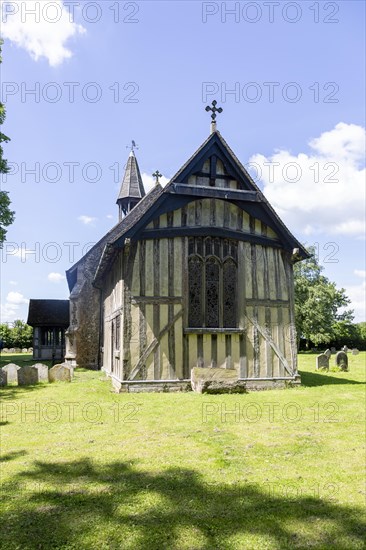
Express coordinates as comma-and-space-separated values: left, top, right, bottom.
299, 370, 364, 387
0, 458, 365, 549
0, 384, 47, 401
0, 450, 27, 463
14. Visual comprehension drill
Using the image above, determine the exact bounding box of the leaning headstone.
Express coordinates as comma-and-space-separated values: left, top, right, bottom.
330, 347, 336, 354
48, 363, 73, 383
0, 369, 8, 386
342, 345, 348, 353
352, 348, 359, 356
335, 351, 348, 371
324, 349, 331, 359
33, 363, 49, 383
2, 363, 20, 384
191, 367, 246, 394
17, 365, 39, 385
22, 348, 28, 354
316, 353, 329, 371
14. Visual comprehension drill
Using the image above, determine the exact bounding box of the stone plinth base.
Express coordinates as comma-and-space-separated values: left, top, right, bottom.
103, 369, 301, 393
191, 367, 247, 394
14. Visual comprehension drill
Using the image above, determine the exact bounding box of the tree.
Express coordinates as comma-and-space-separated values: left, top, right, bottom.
0, 39, 15, 245
294, 246, 354, 348
357, 322, 366, 342
11, 320, 33, 348
0, 323, 13, 347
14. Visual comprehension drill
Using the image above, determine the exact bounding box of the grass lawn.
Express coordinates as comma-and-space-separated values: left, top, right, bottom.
0, 353, 53, 368
0, 353, 365, 549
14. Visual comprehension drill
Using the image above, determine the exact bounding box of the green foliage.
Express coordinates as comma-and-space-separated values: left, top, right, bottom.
294, 246, 354, 346
0, 321, 33, 348
357, 322, 366, 341
330, 321, 366, 350
0, 323, 12, 347
0, 39, 15, 245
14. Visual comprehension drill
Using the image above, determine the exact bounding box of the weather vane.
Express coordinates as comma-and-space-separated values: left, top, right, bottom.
152, 170, 162, 185
126, 140, 139, 152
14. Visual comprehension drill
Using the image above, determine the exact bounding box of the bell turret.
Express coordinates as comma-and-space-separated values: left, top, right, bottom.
117, 146, 145, 221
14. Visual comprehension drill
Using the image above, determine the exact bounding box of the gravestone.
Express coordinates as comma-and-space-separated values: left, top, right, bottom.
324, 349, 331, 359
49, 363, 73, 383
342, 345, 348, 353
2, 348, 9, 353
18, 365, 38, 386
14, 348, 22, 353
191, 367, 246, 394
22, 348, 28, 353
33, 363, 49, 383
330, 347, 336, 353
0, 369, 7, 386
335, 351, 348, 371
2, 363, 20, 384
316, 353, 329, 371
352, 348, 359, 355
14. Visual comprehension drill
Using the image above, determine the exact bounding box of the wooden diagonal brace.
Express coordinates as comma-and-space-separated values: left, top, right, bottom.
128, 309, 183, 381
246, 315, 293, 376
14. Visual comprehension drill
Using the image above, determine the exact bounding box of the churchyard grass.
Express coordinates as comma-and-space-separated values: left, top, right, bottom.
0, 353, 365, 549
0, 353, 53, 369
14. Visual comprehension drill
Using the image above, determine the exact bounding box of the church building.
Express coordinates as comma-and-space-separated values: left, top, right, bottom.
64, 105, 308, 391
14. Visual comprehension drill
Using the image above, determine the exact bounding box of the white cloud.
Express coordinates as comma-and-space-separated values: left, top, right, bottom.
7, 291, 29, 305
354, 270, 366, 278
249, 122, 366, 238
9, 280, 18, 286
1, 0, 86, 67
106, 214, 114, 220
78, 215, 97, 225
1, 291, 29, 323
48, 272, 66, 283
142, 172, 170, 193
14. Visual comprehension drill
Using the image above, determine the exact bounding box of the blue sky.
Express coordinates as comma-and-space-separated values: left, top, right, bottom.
1, 0, 365, 323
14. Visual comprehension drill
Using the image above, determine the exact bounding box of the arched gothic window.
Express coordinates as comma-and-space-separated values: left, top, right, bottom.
188, 237, 238, 328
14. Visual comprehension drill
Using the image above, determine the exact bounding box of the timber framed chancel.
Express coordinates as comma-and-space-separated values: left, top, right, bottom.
64, 124, 308, 391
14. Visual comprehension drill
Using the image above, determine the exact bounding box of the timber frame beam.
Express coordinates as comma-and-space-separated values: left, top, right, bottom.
170, 184, 260, 202
138, 226, 283, 248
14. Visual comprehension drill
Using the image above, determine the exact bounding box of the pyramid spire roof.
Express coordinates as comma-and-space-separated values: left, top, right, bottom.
117, 150, 145, 202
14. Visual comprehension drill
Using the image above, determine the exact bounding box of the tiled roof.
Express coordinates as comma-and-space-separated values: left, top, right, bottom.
117, 151, 145, 201
27, 300, 70, 327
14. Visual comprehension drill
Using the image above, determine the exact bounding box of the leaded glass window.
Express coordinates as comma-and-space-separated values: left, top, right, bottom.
223, 259, 237, 327
188, 256, 203, 327
188, 237, 238, 328
206, 257, 220, 327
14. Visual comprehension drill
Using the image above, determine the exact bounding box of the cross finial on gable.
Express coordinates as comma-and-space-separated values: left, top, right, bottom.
152, 170, 162, 185
205, 100, 223, 133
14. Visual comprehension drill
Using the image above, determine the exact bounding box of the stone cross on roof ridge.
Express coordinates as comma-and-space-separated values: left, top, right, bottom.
152, 170, 162, 185
205, 100, 223, 134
